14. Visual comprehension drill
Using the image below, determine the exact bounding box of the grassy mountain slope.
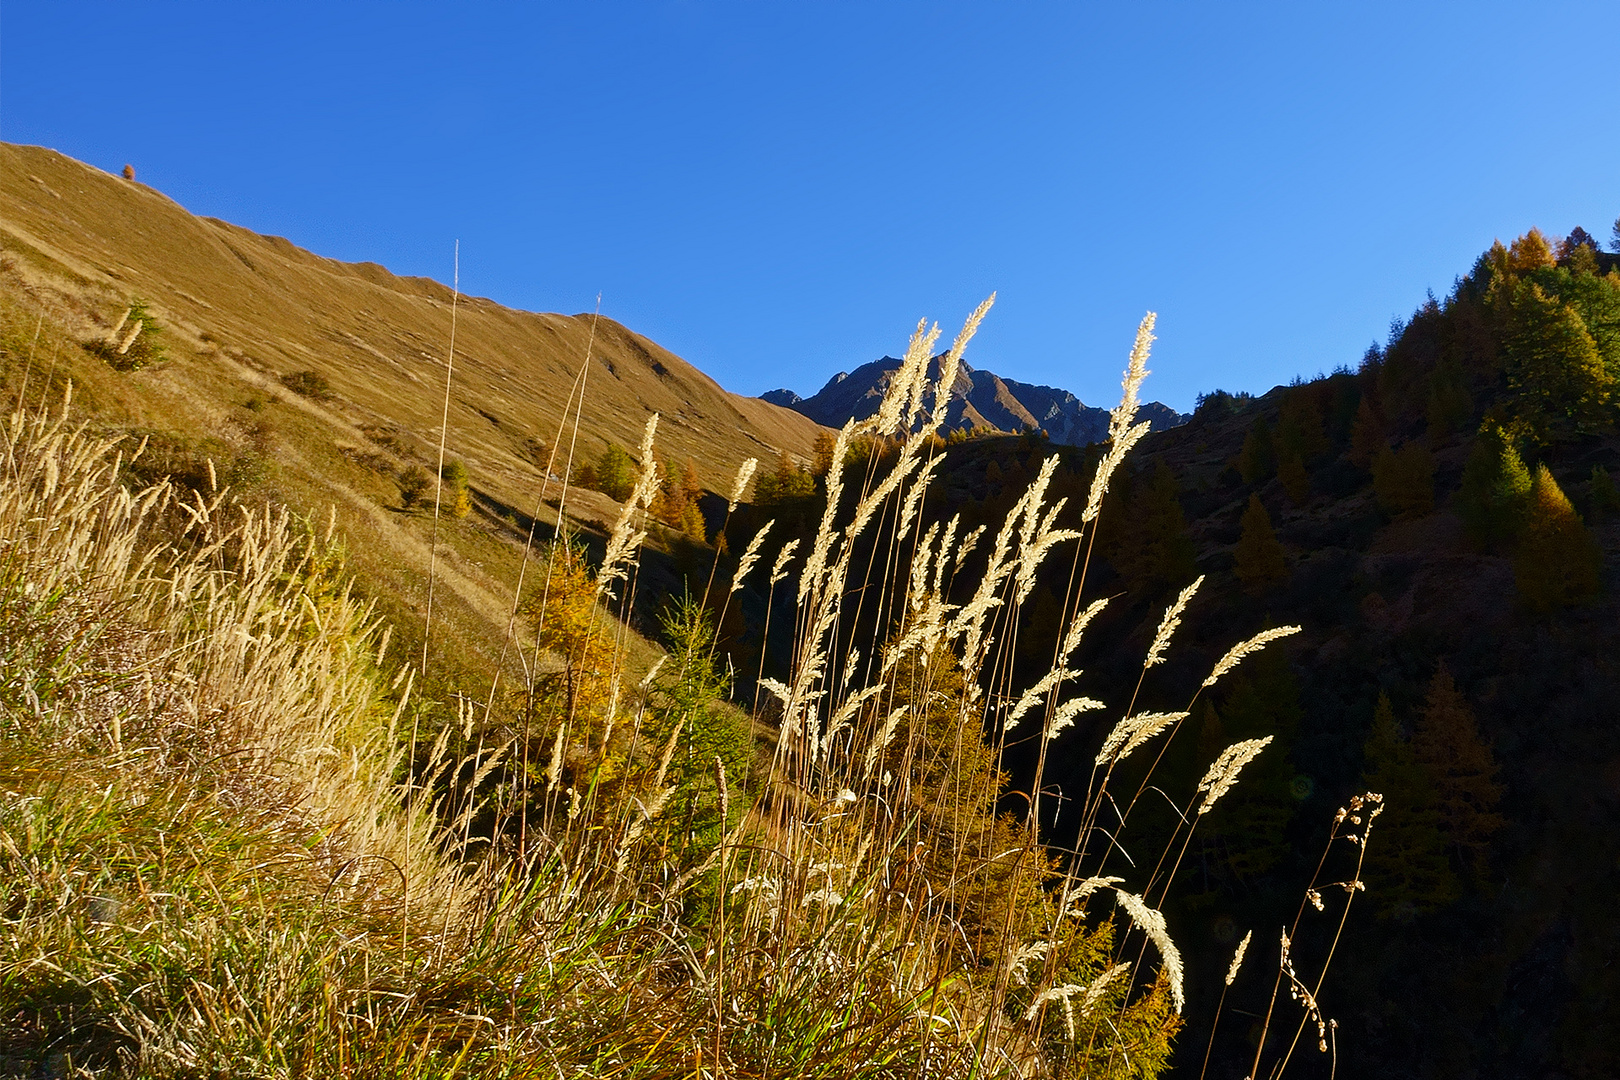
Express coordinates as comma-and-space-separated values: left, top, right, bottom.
0, 141, 825, 688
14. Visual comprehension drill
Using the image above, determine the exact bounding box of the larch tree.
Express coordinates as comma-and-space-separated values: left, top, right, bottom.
1277, 447, 1310, 506
1238, 416, 1275, 485
1458, 426, 1532, 549
1372, 442, 1436, 519
1108, 460, 1197, 595
1349, 396, 1387, 469
1361, 692, 1459, 920
1515, 464, 1602, 611
1233, 494, 1287, 594
1500, 280, 1610, 442
1410, 664, 1504, 883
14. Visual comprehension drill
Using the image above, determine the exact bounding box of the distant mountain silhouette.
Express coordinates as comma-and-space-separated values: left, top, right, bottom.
763, 356, 1185, 446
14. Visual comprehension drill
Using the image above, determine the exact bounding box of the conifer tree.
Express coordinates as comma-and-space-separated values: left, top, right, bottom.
1277, 387, 1330, 461
1410, 664, 1504, 882
593, 443, 637, 502
1589, 465, 1620, 522
1108, 461, 1197, 594
811, 430, 837, 478
1233, 494, 1287, 593
1506, 228, 1555, 273
1348, 396, 1386, 468
1515, 464, 1602, 611
1458, 426, 1532, 548
1425, 367, 1474, 443
1500, 281, 1610, 442
1203, 651, 1299, 881
1372, 442, 1435, 519
1276, 446, 1310, 506
441, 460, 472, 519
1238, 416, 1275, 485
1361, 692, 1458, 920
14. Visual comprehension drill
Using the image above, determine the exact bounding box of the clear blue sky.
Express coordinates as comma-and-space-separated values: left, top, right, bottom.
4, 3, 1618, 412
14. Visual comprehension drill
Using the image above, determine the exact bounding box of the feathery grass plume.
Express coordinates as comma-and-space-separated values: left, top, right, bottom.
876, 318, 941, 436
1027, 967, 1129, 1041
1045, 694, 1106, 740
909, 520, 942, 609
107, 306, 131, 341
730, 519, 774, 593
728, 456, 758, 511
798, 420, 853, 608
1121, 709, 1190, 760
615, 784, 676, 872
1196, 736, 1275, 814
115, 319, 143, 355
1082, 419, 1152, 524
1008, 940, 1054, 985
1115, 889, 1184, 1012
1112, 312, 1156, 440
862, 704, 909, 778
1201, 625, 1302, 688
1226, 929, 1253, 986
1060, 875, 1124, 916
1095, 711, 1189, 766
1145, 575, 1204, 669
1004, 666, 1070, 731
1059, 596, 1110, 665
934, 293, 995, 418
770, 538, 800, 586
930, 513, 961, 597
595, 415, 661, 602
545, 724, 567, 793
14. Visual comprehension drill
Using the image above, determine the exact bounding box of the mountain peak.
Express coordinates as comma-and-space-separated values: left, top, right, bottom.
763, 354, 1185, 446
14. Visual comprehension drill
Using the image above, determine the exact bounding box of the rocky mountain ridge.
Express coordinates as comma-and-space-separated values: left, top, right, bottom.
763, 354, 1185, 445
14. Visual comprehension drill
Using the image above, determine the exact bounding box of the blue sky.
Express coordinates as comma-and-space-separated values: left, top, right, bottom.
4, 3, 1618, 412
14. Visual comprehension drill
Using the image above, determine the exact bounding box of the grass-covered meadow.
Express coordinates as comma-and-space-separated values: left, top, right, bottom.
0, 300, 1380, 1078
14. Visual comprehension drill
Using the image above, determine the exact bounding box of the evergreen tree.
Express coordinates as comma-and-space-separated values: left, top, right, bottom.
647, 597, 754, 877
1589, 465, 1620, 522
1276, 446, 1310, 506
653, 458, 707, 542
754, 450, 815, 504
811, 430, 837, 477
1277, 387, 1330, 461
1233, 494, 1287, 593
593, 443, 637, 502
441, 460, 472, 519
1361, 692, 1459, 920
1458, 426, 1533, 548
1515, 464, 1602, 611
1108, 461, 1197, 594
1425, 367, 1474, 443
520, 538, 618, 727
1410, 664, 1504, 883
1348, 396, 1386, 468
1506, 228, 1555, 273
1203, 650, 1299, 881
398, 464, 431, 508
1238, 416, 1275, 485
1499, 280, 1610, 442
1372, 442, 1435, 519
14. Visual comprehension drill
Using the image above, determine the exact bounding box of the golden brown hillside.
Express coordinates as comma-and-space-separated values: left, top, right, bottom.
0, 141, 826, 688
